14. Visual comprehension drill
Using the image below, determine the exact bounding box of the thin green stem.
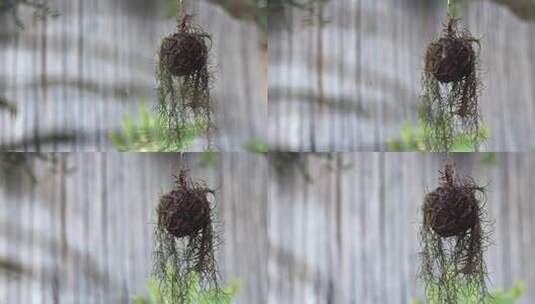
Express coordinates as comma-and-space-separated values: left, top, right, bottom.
447, 0, 462, 18
177, 0, 183, 17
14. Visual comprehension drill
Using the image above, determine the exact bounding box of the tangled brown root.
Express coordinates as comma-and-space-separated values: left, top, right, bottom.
425, 19, 477, 83
419, 17, 483, 152
153, 169, 222, 303
423, 185, 479, 238
160, 31, 208, 77
157, 180, 212, 238
419, 164, 491, 303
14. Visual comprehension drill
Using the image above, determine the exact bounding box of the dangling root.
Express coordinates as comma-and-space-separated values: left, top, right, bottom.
419, 164, 491, 304
153, 169, 222, 303
156, 15, 214, 147
419, 17, 483, 151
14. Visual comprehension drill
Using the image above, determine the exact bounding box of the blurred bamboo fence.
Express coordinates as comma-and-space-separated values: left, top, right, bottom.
0, 0, 266, 151
268, 153, 535, 303
2, 152, 535, 303
268, 0, 535, 151
0, 153, 268, 303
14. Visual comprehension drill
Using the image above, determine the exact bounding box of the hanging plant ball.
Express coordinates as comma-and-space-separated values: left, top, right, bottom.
156, 14, 214, 144
157, 184, 212, 238
425, 36, 476, 83
419, 17, 483, 152
419, 164, 491, 303
423, 183, 479, 237
153, 169, 221, 303
160, 32, 209, 77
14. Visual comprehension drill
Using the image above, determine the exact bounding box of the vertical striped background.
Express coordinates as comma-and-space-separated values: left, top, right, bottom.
1, 152, 535, 303
0, 153, 268, 303
0, 0, 266, 151
268, 0, 535, 151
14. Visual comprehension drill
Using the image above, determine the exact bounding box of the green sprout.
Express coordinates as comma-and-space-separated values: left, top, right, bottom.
110, 104, 206, 152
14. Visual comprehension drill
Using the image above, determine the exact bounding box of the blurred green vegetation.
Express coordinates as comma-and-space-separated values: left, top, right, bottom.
163, 0, 328, 43
0, 0, 59, 29
244, 138, 269, 153
269, 0, 330, 11
0, 96, 17, 116
165, 0, 266, 40
387, 122, 490, 152
132, 266, 239, 304
480, 152, 500, 167
0, 153, 58, 184
0, 257, 27, 275
488, 0, 535, 21
448, 0, 465, 18
0, 153, 36, 183
269, 152, 312, 182
199, 150, 219, 167
412, 282, 526, 304
110, 104, 206, 152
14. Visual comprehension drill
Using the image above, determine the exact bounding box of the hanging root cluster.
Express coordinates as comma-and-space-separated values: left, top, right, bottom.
157, 15, 214, 145
153, 169, 222, 303
419, 17, 483, 151
419, 164, 491, 303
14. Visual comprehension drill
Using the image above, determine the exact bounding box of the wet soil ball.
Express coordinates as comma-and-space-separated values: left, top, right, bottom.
158, 188, 211, 238
423, 186, 478, 237
425, 37, 475, 83
160, 32, 208, 77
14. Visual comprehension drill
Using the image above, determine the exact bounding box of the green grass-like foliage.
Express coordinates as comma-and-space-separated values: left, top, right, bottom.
411, 282, 525, 304
110, 105, 206, 152
132, 266, 238, 304
387, 122, 489, 152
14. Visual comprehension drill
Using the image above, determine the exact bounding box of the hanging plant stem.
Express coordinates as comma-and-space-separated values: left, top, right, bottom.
156, 11, 214, 147
153, 169, 223, 303
419, 163, 492, 303
447, 0, 464, 19
419, 16, 483, 152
